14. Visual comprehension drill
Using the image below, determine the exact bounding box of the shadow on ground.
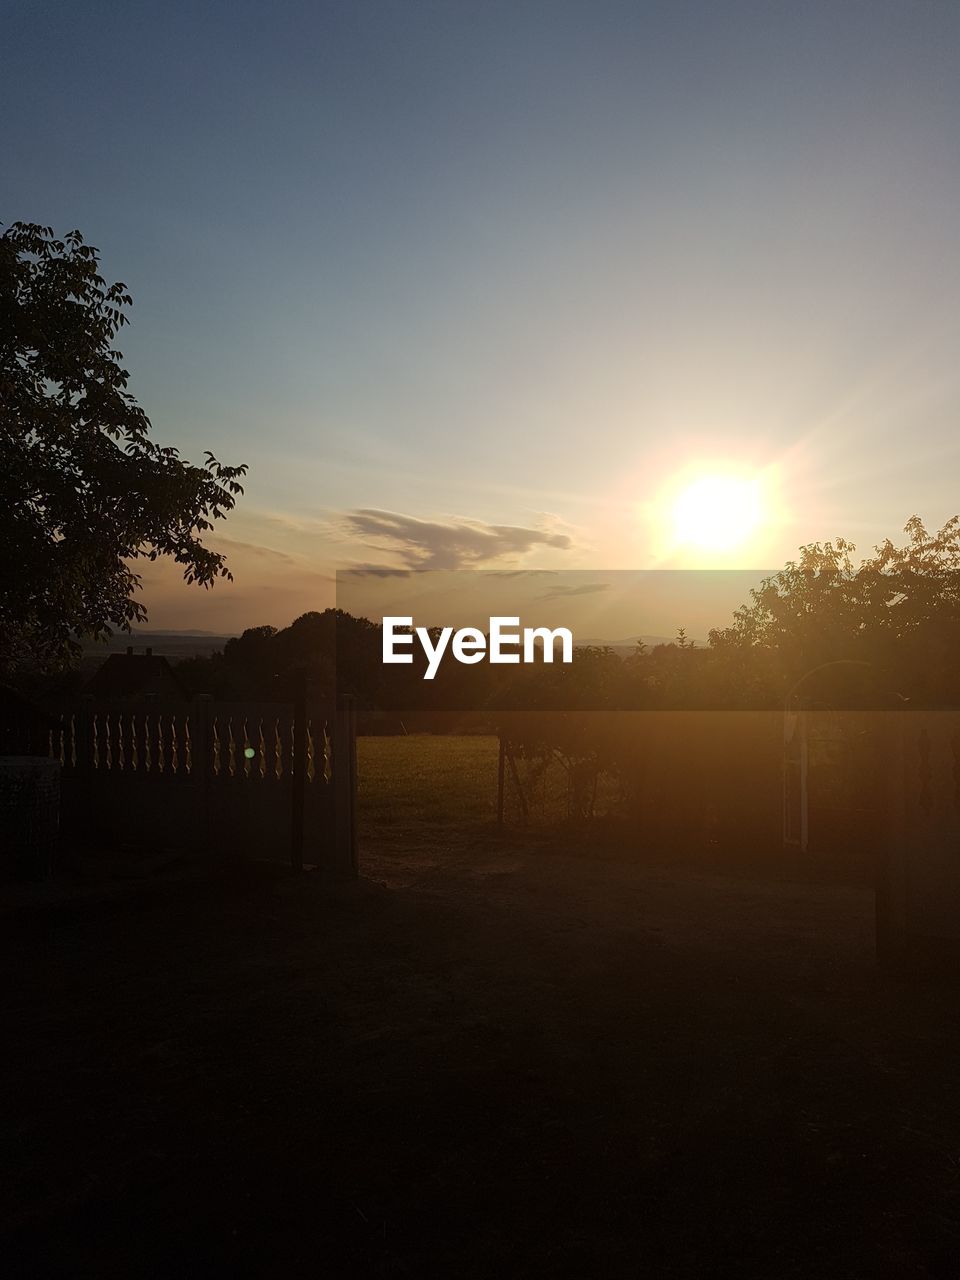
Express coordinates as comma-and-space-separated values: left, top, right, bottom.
2, 837, 959, 1277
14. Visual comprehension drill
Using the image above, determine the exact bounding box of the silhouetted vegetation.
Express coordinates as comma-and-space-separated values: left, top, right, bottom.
0, 222, 247, 678
169, 516, 960, 719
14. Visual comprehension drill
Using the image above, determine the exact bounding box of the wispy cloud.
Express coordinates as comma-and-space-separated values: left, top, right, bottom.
212, 537, 302, 567
341, 563, 413, 579
539, 582, 611, 600
341, 509, 573, 570
485, 569, 558, 578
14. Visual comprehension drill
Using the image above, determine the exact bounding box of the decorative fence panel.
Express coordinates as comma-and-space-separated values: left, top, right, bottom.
47, 695, 357, 874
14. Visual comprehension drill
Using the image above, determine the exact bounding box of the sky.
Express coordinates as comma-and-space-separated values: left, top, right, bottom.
5, 0, 960, 635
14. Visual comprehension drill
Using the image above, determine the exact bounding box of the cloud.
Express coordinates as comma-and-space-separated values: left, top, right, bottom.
342, 509, 573, 570
539, 582, 611, 600
211, 537, 302, 567
484, 568, 558, 578
341, 563, 413, 579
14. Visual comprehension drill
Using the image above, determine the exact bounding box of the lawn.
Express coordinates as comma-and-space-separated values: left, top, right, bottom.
358, 732, 500, 836
358, 731, 618, 842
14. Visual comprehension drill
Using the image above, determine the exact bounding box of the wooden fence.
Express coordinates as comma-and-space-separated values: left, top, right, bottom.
44, 694, 357, 874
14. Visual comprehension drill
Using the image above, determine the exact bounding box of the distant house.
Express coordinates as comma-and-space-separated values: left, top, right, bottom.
82, 647, 188, 700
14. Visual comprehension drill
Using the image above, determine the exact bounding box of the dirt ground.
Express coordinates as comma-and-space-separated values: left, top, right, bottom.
3, 819, 960, 1279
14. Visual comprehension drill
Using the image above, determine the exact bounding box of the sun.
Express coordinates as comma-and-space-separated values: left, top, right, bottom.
671, 472, 764, 552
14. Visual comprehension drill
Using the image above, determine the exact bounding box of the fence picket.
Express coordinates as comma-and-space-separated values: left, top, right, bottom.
34, 695, 355, 874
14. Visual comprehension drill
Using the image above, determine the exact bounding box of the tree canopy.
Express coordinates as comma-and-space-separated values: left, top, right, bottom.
0, 222, 246, 675
709, 516, 960, 704
170, 517, 960, 716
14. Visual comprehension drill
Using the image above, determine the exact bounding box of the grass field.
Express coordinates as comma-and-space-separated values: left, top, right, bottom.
358, 733, 500, 836
358, 732, 617, 842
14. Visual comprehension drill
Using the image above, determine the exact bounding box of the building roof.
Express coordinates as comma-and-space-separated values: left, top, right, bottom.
82, 649, 188, 700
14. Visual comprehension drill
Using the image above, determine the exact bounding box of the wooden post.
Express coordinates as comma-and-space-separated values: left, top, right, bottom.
496, 732, 506, 828
193, 696, 213, 783
75, 695, 94, 777
71, 695, 94, 845
875, 713, 900, 966
291, 676, 307, 872
191, 695, 214, 858
506, 742, 529, 824
333, 695, 358, 877
783, 707, 808, 855
348, 697, 358, 874
144, 692, 158, 775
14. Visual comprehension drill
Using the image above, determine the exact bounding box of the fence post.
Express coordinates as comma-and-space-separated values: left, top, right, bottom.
506, 742, 529, 825
291, 676, 307, 872
75, 695, 94, 776
783, 707, 808, 856
497, 732, 506, 828
333, 695, 358, 877
193, 696, 213, 781
70, 694, 94, 844
193, 695, 213, 857
875, 713, 910, 969
348, 698, 358, 873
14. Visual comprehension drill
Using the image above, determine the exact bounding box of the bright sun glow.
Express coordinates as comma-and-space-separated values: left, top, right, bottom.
671, 473, 765, 552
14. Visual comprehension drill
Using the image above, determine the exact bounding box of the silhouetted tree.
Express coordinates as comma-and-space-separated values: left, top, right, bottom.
172, 517, 960, 716
176, 609, 385, 704
708, 517, 960, 704
0, 222, 247, 676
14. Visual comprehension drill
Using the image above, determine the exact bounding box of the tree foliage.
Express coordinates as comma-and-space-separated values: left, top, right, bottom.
709, 517, 960, 703
0, 222, 246, 674
174, 519, 960, 715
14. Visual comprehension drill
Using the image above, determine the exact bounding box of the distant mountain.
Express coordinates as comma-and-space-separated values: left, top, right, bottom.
135, 629, 231, 637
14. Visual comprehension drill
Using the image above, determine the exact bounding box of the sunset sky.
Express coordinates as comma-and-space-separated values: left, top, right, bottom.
5, 0, 960, 633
